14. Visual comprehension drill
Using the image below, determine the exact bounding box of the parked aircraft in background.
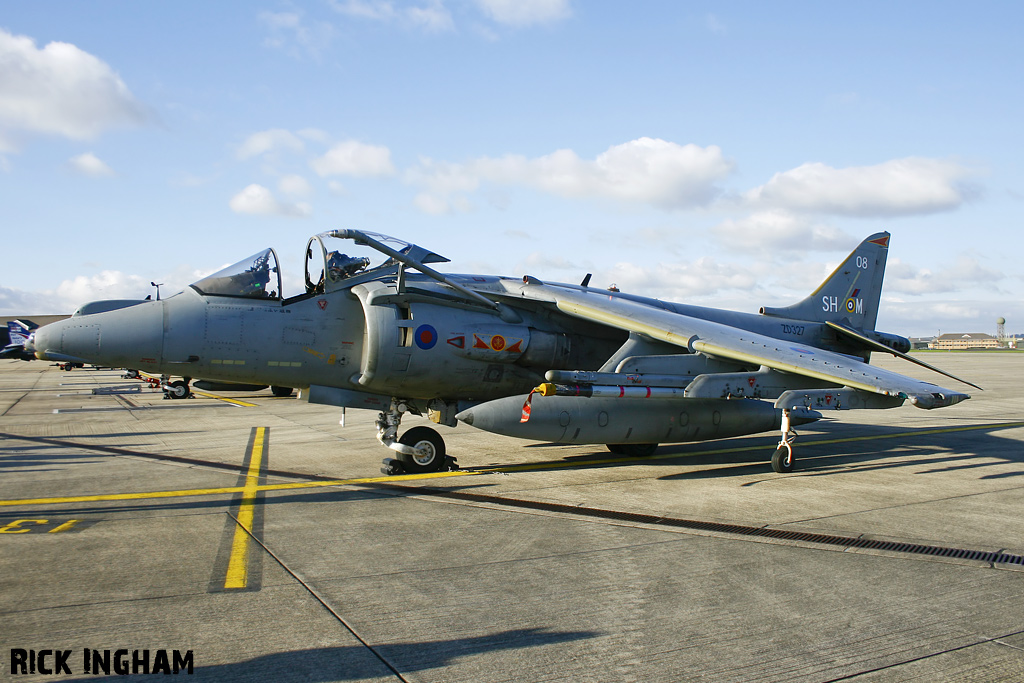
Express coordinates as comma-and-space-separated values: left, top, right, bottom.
1, 320, 39, 361
30, 229, 975, 475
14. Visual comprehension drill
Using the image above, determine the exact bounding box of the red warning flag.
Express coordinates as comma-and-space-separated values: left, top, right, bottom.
520, 390, 537, 423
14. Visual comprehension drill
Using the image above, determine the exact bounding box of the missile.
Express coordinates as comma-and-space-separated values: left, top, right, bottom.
456, 394, 820, 445
544, 369, 693, 388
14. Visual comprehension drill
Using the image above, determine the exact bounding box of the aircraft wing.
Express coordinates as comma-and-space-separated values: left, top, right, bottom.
516, 283, 970, 410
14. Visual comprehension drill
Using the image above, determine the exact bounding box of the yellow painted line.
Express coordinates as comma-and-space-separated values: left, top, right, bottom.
190, 390, 258, 407
1, 421, 1021, 509
137, 372, 258, 407
0, 469, 476, 507
224, 427, 265, 589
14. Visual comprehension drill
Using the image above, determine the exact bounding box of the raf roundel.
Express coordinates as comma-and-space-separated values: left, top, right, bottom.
415, 324, 438, 350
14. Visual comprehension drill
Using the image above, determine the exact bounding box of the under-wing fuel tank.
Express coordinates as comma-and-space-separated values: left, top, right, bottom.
456, 394, 819, 445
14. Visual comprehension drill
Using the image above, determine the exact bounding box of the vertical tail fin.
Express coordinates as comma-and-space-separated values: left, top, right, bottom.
6, 320, 36, 346
759, 232, 890, 330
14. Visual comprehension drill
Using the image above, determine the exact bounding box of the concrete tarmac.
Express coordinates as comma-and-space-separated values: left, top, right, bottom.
1, 354, 1023, 682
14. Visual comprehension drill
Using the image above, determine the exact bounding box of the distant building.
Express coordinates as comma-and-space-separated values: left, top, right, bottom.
908, 337, 934, 350
929, 333, 1000, 350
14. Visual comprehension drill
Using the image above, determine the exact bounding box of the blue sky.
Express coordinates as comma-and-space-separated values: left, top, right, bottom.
1, 1, 1021, 336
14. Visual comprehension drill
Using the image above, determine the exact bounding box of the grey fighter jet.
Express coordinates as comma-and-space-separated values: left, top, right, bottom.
31, 229, 974, 475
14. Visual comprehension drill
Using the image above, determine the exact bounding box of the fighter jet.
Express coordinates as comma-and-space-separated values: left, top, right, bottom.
31, 229, 975, 475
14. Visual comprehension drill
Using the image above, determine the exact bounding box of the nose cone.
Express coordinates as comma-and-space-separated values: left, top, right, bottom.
34, 301, 164, 368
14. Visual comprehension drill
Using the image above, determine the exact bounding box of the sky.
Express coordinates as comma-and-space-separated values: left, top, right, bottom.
1, 1, 1021, 337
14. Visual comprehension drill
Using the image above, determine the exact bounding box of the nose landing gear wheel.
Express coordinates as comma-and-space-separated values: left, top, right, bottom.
166, 380, 191, 399
397, 426, 446, 473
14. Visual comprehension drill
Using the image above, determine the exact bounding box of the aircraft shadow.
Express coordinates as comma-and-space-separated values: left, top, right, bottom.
647, 420, 1024, 481
58, 627, 600, 682
0, 449, 104, 473
495, 420, 1024, 482
9, 486, 413, 518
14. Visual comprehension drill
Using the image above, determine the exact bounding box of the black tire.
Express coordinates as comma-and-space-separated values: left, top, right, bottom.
167, 380, 190, 399
771, 444, 794, 473
610, 443, 658, 457
397, 426, 446, 473
271, 386, 294, 398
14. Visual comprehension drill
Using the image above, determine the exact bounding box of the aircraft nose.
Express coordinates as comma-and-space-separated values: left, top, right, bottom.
34, 301, 164, 368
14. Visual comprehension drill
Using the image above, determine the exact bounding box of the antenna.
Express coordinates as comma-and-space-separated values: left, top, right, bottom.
151, 282, 164, 301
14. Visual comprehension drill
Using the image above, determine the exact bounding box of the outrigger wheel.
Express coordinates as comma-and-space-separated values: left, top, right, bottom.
771, 408, 796, 473
771, 442, 794, 473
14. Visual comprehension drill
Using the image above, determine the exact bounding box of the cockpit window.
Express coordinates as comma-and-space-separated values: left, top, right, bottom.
191, 248, 283, 299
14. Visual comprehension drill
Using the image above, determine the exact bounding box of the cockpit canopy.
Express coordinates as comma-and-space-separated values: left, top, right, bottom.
191, 248, 282, 300
304, 230, 449, 295
186, 231, 448, 301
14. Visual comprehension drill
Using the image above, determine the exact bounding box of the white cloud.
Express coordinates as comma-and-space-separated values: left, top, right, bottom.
413, 192, 454, 215
229, 184, 312, 217
67, 152, 114, 177
745, 157, 978, 217
886, 255, 1005, 295
297, 128, 331, 144
0, 264, 219, 314
514, 251, 578, 274
330, 0, 453, 32
474, 0, 571, 26
408, 0, 455, 32
877, 299, 1024, 337
278, 174, 313, 197
259, 10, 335, 57
714, 210, 851, 252
310, 140, 395, 177
55, 270, 152, 305
0, 285, 64, 314
705, 13, 727, 35
406, 157, 481, 197
408, 137, 733, 212
330, 0, 397, 21
600, 257, 762, 301
237, 129, 305, 160
0, 28, 147, 144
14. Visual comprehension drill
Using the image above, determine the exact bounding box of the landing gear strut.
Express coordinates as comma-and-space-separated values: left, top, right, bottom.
376, 399, 457, 475
771, 408, 796, 473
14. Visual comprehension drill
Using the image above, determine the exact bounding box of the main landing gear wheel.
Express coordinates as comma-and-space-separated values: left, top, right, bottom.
397, 426, 447, 474
166, 380, 191, 399
271, 386, 294, 397
771, 443, 794, 473
607, 443, 659, 457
